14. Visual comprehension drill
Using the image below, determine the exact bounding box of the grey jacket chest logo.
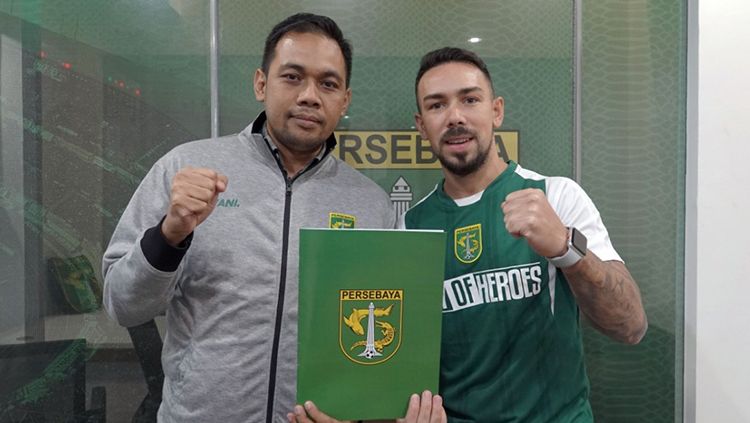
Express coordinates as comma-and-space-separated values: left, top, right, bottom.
217, 198, 240, 208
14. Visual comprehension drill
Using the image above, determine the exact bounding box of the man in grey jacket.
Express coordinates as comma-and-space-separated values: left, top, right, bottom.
102, 13, 445, 423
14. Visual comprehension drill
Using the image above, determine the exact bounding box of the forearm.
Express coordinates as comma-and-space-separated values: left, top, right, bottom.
561, 252, 647, 344
102, 222, 186, 327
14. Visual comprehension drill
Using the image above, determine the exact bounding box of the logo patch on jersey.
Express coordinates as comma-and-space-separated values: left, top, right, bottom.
329, 212, 356, 229
339, 289, 403, 365
454, 224, 482, 264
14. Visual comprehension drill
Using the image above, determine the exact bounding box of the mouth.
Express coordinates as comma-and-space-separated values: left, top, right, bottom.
291, 113, 322, 125
443, 136, 473, 145
440, 127, 475, 147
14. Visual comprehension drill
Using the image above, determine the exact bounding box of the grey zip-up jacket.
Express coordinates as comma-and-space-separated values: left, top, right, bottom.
102, 112, 396, 422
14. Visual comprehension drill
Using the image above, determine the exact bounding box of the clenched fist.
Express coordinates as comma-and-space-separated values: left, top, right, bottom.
501, 188, 567, 258
161, 167, 228, 246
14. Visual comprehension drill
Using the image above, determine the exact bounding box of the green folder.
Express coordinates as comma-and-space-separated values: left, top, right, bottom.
297, 228, 446, 421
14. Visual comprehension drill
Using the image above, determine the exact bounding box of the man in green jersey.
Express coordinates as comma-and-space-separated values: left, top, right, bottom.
401, 47, 648, 422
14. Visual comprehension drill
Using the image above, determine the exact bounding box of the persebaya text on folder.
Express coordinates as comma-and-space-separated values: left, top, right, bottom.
297, 228, 446, 421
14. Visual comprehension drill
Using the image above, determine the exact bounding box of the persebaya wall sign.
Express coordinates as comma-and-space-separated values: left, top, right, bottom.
332, 130, 519, 169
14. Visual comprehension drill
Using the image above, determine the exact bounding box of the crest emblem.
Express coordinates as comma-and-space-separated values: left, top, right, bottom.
339, 290, 403, 365
454, 224, 482, 264
329, 212, 356, 229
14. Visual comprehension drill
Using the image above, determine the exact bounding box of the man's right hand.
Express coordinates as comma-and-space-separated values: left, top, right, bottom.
161, 167, 228, 247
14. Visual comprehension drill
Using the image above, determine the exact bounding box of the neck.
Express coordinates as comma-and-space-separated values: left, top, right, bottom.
263, 122, 326, 177
275, 142, 322, 178
443, 156, 507, 199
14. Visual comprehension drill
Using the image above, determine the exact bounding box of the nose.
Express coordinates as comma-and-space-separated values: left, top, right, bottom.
446, 102, 466, 127
297, 81, 321, 108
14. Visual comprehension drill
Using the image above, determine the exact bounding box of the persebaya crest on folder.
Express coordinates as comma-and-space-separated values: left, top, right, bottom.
340, 290, 403, 365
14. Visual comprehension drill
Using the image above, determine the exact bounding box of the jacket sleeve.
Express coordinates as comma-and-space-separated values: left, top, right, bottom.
101, 158, 185, 327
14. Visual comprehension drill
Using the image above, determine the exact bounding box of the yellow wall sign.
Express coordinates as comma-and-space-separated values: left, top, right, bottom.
332, 130, 519, 169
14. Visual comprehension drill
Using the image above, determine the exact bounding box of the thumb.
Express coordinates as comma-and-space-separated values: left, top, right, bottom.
216, 174, 229, 192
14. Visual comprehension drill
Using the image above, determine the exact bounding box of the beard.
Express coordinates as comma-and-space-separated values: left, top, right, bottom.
275, 129, 325, 154
436, 126, 491, 177
270, 117, 328, 155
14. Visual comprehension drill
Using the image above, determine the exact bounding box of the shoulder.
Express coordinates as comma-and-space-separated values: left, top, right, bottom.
511, 164, 589, 210
325, 156, 389, 199
153, 132, 258, 172
407, 184, 441, 213
401, 184, 441, 228
545, 176, 589, 210
321, 157, 397, 227
166, 133, 245, 159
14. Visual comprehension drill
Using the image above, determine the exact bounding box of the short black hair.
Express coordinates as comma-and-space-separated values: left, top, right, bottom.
262, 13, 353, 87
415, 47, 494, 110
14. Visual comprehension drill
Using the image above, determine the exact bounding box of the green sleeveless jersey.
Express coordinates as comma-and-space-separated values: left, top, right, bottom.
402, 161, 621, 422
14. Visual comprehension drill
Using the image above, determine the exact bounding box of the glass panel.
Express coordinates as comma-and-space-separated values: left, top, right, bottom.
581, 1, 686, 422
0, 0, 685, 421
0, 1, 209, 420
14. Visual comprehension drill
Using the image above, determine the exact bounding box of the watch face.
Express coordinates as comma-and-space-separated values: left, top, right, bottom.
570, 228, 588, 255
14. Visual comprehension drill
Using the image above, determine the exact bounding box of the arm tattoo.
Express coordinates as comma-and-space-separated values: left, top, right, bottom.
562, 253, 647, 344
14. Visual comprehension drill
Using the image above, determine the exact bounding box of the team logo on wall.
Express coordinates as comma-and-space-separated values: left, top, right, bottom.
390, 176, 413, 216
329, 212, 356, 229
339, 289, 402, 365
455, 224, 482, 264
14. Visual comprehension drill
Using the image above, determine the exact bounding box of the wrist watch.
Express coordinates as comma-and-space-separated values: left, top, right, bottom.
548, 227, 587, 268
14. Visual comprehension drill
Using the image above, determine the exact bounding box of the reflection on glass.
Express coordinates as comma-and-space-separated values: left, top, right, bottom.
1, 2, 208, 420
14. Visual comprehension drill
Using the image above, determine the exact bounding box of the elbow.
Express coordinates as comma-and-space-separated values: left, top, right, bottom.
623, 329, 646, 345
622, 315, 648, 345
105, 300, 155, 328
102, 281, 157, 328
103, 295, 135, 327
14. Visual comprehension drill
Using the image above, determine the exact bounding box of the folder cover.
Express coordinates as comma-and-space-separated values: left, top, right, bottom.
297, 228, 446, 420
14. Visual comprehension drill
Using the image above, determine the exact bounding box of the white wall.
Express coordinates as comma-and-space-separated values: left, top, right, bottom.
691, 1, 750, 421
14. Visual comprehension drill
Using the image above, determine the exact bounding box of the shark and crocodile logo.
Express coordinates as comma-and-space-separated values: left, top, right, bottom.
329, 212, 356, 229
455, 224, 482, 264
339, 289, 402, 365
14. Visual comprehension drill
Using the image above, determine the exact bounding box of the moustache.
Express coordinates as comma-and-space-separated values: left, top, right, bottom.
440, 126, 475, 142
289, 109, 323, 123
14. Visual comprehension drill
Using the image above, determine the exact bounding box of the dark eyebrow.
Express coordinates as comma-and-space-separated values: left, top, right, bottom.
278, 63, 344, 83
421, 86, 484, 104
319, 70, 344, 83
458, 86, 484, 96
278, 63, 305, 74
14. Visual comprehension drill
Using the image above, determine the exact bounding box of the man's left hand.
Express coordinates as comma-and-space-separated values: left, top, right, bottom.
287, 401, 351, 423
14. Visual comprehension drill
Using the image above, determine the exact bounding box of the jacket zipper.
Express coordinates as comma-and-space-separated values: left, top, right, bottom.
265, 155, 323, 423
266, 177, 293, 423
